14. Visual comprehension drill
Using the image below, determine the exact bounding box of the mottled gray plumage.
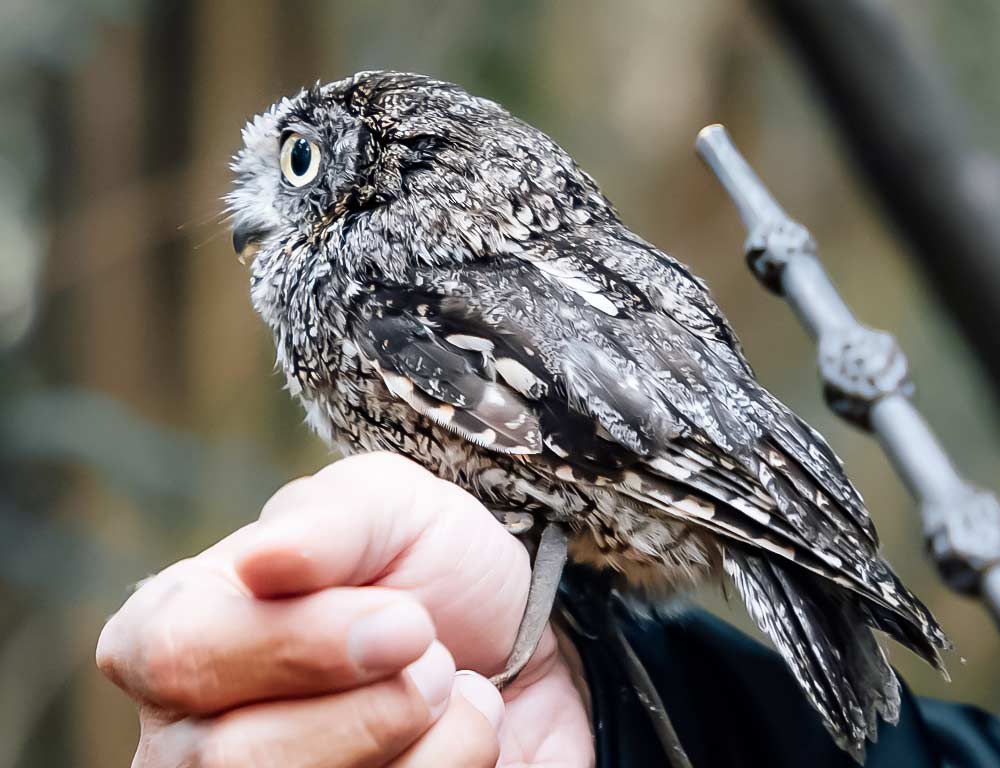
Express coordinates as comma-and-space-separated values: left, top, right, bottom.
228, 71, 949, 761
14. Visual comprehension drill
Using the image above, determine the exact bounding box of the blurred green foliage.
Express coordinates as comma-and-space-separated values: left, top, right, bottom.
1, 2, 999, 765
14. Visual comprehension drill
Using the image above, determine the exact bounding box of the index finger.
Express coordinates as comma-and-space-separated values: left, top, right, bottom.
97, 561, 436, 714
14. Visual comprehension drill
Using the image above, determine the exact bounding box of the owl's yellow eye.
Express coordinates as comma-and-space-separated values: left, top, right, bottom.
279, 133, 321, 187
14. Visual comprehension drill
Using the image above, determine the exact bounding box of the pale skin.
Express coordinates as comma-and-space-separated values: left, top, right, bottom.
96, 452, 596, 767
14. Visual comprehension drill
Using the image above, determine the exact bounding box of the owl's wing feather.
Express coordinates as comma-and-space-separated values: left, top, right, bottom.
350, 243, 947, 663
357, 306, 543, 454
563, 228, 878, 544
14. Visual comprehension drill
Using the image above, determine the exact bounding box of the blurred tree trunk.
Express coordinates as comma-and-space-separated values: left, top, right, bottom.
58, 21, 155, 768
182, 0, 279, 444
758, 0, 1000, 398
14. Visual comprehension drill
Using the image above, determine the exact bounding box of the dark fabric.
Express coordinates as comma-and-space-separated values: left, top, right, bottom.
560, 568, 1000, 767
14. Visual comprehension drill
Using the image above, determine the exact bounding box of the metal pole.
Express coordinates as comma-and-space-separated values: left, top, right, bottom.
696, 124, 1000, 626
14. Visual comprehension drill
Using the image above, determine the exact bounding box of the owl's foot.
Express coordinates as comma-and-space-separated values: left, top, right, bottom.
490, 521, 570, 690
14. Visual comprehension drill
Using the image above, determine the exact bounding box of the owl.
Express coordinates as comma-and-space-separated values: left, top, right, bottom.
227, 71, 948, 761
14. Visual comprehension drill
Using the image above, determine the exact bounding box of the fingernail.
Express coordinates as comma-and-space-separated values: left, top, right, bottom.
454, 670, 505, 731
405, 642, 455, 717
348, 601, 435, 672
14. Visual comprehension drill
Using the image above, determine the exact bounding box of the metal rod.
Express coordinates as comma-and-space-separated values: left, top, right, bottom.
869, 395, 959, 510
696, 124, 1000, 627
756, 0, 1000, 398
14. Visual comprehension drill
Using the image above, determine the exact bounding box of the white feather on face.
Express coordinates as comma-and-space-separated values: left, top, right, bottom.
227, 85, 370, 357
227, 100, 293, 245
226, 87, 363, 279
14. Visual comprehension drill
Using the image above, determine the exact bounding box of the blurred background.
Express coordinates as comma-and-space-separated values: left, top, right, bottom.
2, 1, 1000, 765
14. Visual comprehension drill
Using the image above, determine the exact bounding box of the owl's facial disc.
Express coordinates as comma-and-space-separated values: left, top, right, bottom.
228, 87, 362, 266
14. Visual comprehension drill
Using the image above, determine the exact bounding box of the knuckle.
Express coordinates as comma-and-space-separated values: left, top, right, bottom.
431, 475, 484, 518
367, 450, 428, 476
98, 561, 197, 696
174, 714, 272, 768
195, 713, 285, 768
138, 607, 209, 711
139, 616, 188, 706
271, 621, 348, 681
321, 451, 433, 488
353, 679, 430, 755
258, 476, 317, 522
95, 616, 122, 680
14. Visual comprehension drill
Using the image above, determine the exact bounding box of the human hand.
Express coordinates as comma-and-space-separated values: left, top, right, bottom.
96, 452, 594, 766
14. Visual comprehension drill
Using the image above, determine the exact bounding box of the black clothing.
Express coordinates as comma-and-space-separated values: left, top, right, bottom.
562, 569, 1000, 766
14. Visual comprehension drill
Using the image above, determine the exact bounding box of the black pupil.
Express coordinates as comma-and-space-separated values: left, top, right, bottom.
290, 138, 312, 177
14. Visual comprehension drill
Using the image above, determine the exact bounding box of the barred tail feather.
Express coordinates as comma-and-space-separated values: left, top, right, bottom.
724, 550, 901, 764
854, 571, 949, 677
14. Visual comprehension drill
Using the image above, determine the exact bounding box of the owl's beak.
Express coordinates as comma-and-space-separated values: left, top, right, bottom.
232, 224, 267, 264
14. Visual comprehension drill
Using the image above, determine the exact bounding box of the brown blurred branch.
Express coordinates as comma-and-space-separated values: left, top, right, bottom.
757, 0, 1000, 394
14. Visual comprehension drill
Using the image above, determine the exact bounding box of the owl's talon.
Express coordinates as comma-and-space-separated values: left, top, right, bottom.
490, 521, 569, 690
498, 510, 535, 536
